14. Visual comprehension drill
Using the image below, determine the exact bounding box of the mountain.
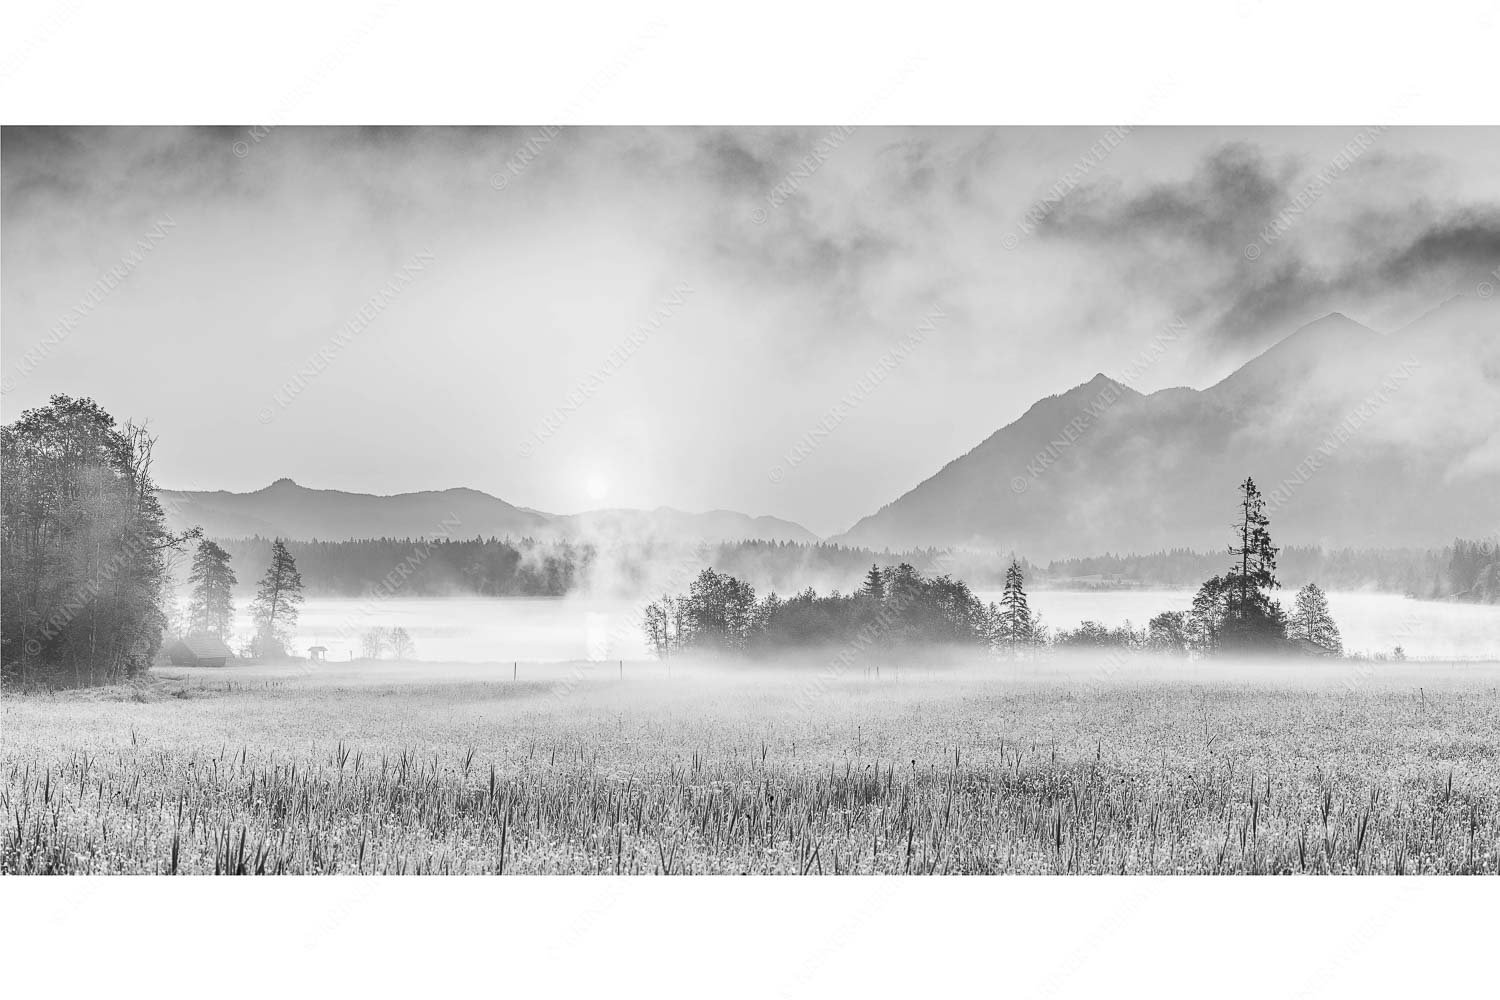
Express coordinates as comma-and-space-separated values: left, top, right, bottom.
835, 296, 1500, 559
158, 479, 553, 541
158, 479, 818, 545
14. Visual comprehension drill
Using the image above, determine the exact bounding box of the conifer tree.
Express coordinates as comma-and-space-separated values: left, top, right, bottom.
859, 564, 885, 601
187, 539, 237, 640
250, 539, 303, 658
1221, 477, 1287, 650
997, 557, 1034, 652
1229, 477, 1278, 599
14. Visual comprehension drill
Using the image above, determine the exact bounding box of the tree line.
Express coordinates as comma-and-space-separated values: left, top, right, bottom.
643, 478, 1350, 661
1051, 480, 1344, 656
194, 529, 1494, 605
1044, 540, 1497, 603
641, 560, 1020, 660
211, 535, 590, 597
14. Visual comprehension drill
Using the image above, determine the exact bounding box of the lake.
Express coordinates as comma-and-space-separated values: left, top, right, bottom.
231, 590, 1498, 663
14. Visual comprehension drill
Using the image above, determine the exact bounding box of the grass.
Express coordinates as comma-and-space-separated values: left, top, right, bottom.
3, 658, 1499, 874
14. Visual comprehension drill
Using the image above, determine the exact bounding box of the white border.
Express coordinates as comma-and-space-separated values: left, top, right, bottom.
3, 2, 1497, 995
1, 0, 1498, 124
2, 877, 1495, 996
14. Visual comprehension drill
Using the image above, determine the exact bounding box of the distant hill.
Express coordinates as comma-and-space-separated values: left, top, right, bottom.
835, 297, 1500, 558
158, 478, 819, 545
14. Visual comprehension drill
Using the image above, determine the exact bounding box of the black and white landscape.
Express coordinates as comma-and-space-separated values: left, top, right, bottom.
3, 125, 1499, 878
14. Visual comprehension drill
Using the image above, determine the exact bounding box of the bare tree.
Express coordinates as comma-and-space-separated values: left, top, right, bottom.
360, 628, 387, 660
388, 627, 415, 660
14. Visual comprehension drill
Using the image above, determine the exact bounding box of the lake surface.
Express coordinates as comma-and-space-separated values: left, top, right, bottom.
232, 596, 655, 664
232, 590, 1498, 663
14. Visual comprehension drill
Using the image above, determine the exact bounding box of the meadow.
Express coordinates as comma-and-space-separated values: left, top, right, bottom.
4, 656, 1499, 875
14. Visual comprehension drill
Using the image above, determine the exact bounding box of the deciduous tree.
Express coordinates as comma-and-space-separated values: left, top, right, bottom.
1, 395, 197, 685
1288, 583, 1342, 655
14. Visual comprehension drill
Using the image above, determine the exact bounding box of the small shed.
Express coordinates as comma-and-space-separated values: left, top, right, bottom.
168, 635, 234, 668
308, 645, 328, 662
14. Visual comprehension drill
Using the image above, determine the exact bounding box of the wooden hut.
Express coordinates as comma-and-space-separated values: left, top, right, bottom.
167, 635, 234, 668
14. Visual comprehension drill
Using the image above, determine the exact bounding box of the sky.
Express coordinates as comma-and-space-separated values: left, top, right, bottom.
4, 126, 1499, 536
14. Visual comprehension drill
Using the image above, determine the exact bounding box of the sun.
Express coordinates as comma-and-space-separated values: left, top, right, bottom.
585, 475, 610, 503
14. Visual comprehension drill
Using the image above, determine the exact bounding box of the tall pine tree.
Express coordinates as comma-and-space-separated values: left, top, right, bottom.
997, 557, 1035, 652
250, 539, 303, 658
1221, 477, 1287, 651
187, 539, 237, 640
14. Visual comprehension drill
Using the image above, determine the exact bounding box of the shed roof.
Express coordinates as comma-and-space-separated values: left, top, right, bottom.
175, 635, 234, 659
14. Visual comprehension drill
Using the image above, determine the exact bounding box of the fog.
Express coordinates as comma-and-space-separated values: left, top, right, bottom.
232, 589, 1499, 665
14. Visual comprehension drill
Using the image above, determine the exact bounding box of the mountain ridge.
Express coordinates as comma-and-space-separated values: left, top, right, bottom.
834, 300, 1499, 558
157, 479, 820, 545
159, 300, 1497, 558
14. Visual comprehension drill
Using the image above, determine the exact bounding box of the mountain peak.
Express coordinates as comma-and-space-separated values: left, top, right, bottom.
1300, 311, 1365, 334
836, 302, 1497, 557
1267, 311, 1377, 353
1208, 312, 1378, 400
267, 477, 299, 489
1058, 372, 1132, 401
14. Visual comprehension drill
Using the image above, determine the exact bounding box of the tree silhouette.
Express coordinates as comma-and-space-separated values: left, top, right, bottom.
1288, 583, 1342, 655
187, 539, 237, 640
1186, 574, 1232, 655
1220, 477, 1287, 651
250, 539, 303, 658
997, 558, 1035, 652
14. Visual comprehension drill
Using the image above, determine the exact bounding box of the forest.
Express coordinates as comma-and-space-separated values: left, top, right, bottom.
642, 480, 1380, 662
1043, 542, 1499, 602
210, 535, 591, 598
198, 534, 1499, 604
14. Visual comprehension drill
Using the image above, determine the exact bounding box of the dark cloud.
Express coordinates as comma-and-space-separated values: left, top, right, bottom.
694, 128, 787, 191
1375, 212, 1500, 283
1044, 143, 1293, 243
1039, 141, 1500, 351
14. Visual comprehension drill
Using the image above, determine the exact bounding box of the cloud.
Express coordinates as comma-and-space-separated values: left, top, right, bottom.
1045, 143, 1291, 243
5, 127, 1497, 534
1037, 140, 1500, 352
